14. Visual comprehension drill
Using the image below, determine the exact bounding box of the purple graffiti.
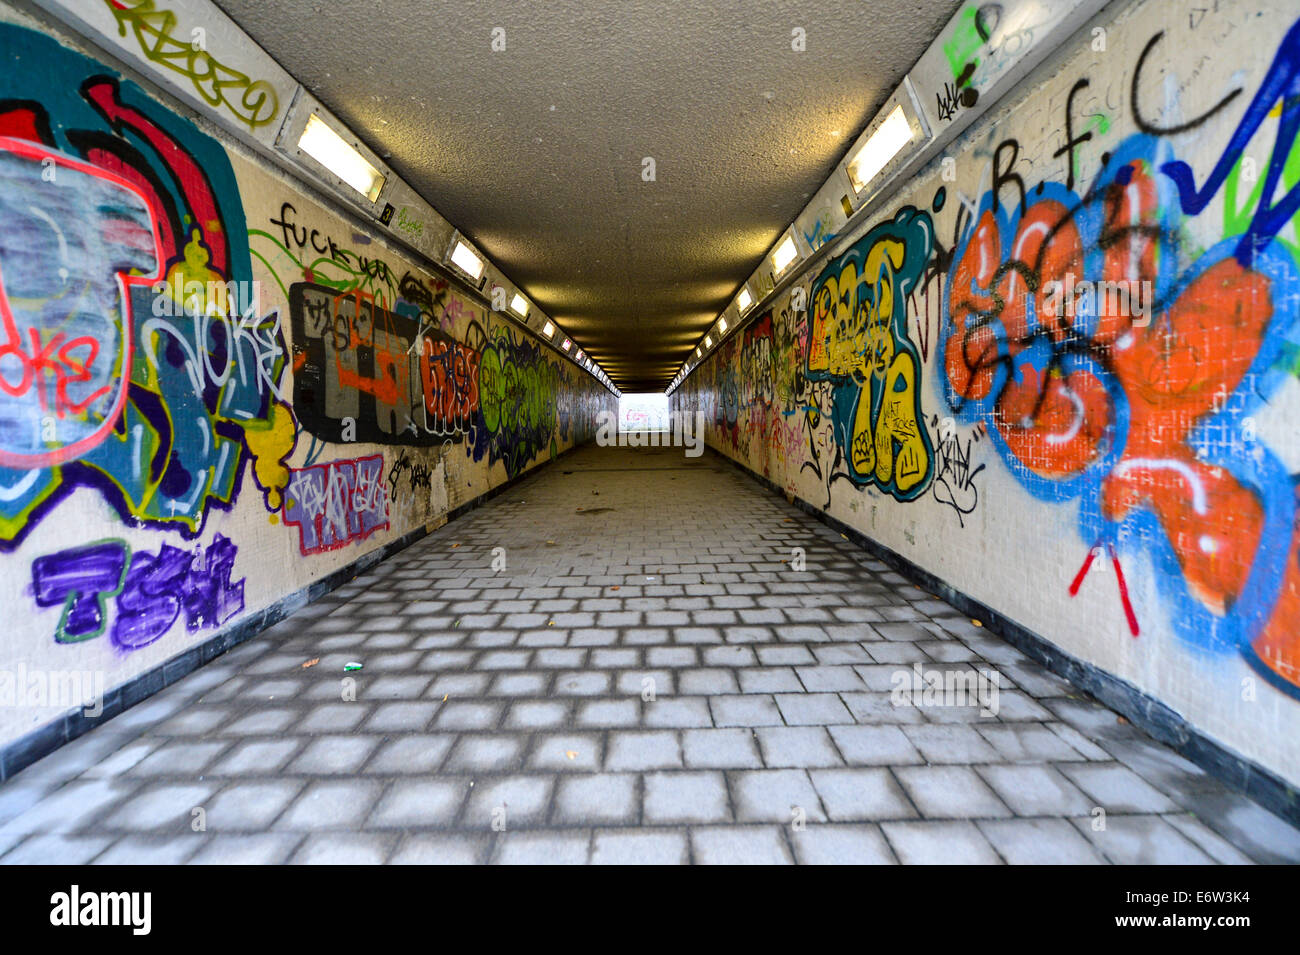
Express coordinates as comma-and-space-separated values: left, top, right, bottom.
31, 541, 128, 642
282, 454, 390, 555
31, 535, 244, 650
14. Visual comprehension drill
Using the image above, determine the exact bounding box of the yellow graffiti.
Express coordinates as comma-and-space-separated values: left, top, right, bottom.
165, 229, 228, 316
811, 233, 929, 493
105, 0, 280, 129
243, 401, 296, 513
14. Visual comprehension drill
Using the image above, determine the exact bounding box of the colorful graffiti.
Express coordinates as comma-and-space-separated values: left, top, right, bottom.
289, 279, 576, 478
281, 453, 390, 556
941, 118, 1300, 691
807, 207, 935, 500
32, 534, 243, 650
104, 0, 281, 130
0, 27, 293, 548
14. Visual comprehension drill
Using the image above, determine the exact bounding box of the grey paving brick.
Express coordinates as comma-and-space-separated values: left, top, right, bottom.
553, 774, 639, 824
710, 695, 783, 727
774, 693, 854, 726
289, 736, 379, 774
827, 725, 923, 766
606, 731, 683, 770
365, 735, 455, 774
290, 833, 394, 864
278, 780, 383, 828
682, 728, 763, 769
389, 833, 490, 864
643, 697, 713, 728
881, 820, 1002, 864
577, 699, 641, 728
790, 825, 897, 864
893, 766, 1012, 820
1059, 763, 1179, 814
978, 818, 1105, 864
463, 776, 553, 827
809, 769, 916, 821
187, 833, 303, 865
528, 734, 604, 771
643, 771, 730, 824
731, 769, 826, 823
493, 831, 591, 864
690, 825, 793, 864
445, 735, 527, 772
369, 780, 469, 827
591, 829, 689, 864
755, 727, 842, 768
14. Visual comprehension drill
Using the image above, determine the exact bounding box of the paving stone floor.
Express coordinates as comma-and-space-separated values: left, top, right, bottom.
3, 444, 1299, 864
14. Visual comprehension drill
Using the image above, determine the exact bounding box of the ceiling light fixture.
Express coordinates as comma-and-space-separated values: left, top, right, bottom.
845, 104, 914, 195
736, 287, 753, 314
509, 292, 529, 318
447, 237, 486, 285
297, 113, 386, 202
772, 232, 800, 276
542, 321, 555, 337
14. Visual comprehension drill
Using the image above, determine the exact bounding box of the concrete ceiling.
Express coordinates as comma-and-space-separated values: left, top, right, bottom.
214, 0, 955, 391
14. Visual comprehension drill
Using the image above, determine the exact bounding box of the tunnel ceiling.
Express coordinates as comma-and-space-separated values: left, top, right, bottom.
214, 0, 954, 392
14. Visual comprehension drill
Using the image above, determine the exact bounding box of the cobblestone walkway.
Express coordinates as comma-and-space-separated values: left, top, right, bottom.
3, 445, 1298, 864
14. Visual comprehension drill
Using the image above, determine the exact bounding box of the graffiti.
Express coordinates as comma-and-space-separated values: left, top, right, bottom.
741, 314, 775, 409
142, 300, 287, 403
32, 534, 243, 649
282, 454, 389, 555
0, 136, 161, 469
268, 202, 347, 265
931, 417, 985, 526
935, 81, 966, 123
289, 280, 575, 479
807, 207, 935, 500
942, 113, 1300, 691
1134, 23, 1300, 267
0, 30, 293, 547
104, 0, 280, 129
479, 329, 566, 476
387, 448, 434, 503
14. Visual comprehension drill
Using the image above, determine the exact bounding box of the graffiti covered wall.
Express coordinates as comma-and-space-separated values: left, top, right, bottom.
673, 0, 1300, 786
0, 11, 612, 748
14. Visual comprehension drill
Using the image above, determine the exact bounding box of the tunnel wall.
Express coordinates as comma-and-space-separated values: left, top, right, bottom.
0, 9, 615, 758
672, 0, 1300, 790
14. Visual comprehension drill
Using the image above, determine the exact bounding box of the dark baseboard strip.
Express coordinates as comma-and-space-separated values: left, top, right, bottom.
0, 442, 587, 783
713, 450, 1300, 828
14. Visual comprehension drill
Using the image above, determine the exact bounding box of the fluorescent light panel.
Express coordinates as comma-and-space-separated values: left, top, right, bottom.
542, 321, 555, 337
449, 240, 485, 281
773, 233, 799, 275
509, 293, 529, 318
298, 114, 385, 202
737, 287, 753, 313
846, 104, 913, 194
